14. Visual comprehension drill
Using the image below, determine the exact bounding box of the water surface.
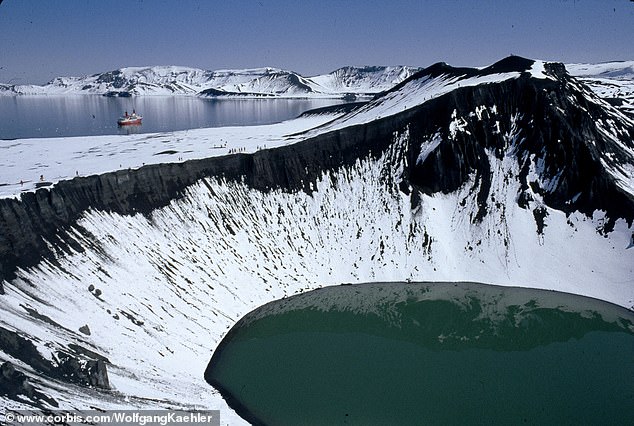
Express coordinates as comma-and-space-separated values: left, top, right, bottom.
205, 282, 634, 425
0, 96, 345, 139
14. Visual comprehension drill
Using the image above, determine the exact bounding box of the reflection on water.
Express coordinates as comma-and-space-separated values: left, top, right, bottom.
117, 123, 143, 136
205, 282, 634, 426
0, 96, 345, 139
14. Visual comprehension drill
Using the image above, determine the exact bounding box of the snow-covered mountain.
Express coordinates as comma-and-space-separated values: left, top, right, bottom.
308, 65, 418, 96
0, 56, 633, 424
0, 65, 421, 98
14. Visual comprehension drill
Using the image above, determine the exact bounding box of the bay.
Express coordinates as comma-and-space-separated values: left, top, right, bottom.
0, 96, 346, 140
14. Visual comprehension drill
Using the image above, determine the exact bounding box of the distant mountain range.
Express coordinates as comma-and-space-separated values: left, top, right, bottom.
0, 65, 420, 99
1, 61, 632, 116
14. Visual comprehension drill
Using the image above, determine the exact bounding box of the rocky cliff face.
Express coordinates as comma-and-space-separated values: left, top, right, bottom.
0, 109, 404, 289
402, 60, 634, 229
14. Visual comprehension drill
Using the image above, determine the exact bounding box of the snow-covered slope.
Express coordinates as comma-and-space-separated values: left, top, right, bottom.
567, 61, 634, 80
568, 61, 634, 117
1, 56, 633, 424
0, 65, 420, 98
309, 65, 419, 95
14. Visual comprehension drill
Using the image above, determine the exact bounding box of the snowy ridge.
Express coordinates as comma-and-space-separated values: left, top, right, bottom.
304, 56, 557, 135
307, 70, 521, 135
1, 56, 633, 422
1, 59, 632, 111
0, 65, 421, 98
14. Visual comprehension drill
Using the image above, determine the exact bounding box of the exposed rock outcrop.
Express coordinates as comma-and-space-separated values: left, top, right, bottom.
0, 326, 110, 401
0, 361, 59, 407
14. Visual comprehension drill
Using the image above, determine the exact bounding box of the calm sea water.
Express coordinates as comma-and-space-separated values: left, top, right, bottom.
0, 96, 345, 140
206, 282, 634, 426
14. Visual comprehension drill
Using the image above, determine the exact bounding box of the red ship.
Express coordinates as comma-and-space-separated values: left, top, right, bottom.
117, 110, 142, 126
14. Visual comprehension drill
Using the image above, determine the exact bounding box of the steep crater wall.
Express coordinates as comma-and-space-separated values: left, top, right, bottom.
0, 112, 409, 288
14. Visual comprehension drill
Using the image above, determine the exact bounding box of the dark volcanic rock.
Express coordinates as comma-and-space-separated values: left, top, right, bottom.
0, 327, 110, 390
298, 102, 367, 117
0, 327, 54, 375
198, 87, 275, 97
404, 61, 634, 230
0, 361, 58, 407
97, 70, 126, 88
56, 353, 109, 388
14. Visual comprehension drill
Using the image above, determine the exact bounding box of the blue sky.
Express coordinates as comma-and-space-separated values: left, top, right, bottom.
1, 0, 633, 84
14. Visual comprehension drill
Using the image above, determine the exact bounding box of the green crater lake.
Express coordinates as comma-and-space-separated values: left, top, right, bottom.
205, 282, 634, 425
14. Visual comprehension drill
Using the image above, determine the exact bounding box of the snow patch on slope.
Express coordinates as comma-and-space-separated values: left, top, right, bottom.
528, 60, 557, 80
417, 132, 442, 165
